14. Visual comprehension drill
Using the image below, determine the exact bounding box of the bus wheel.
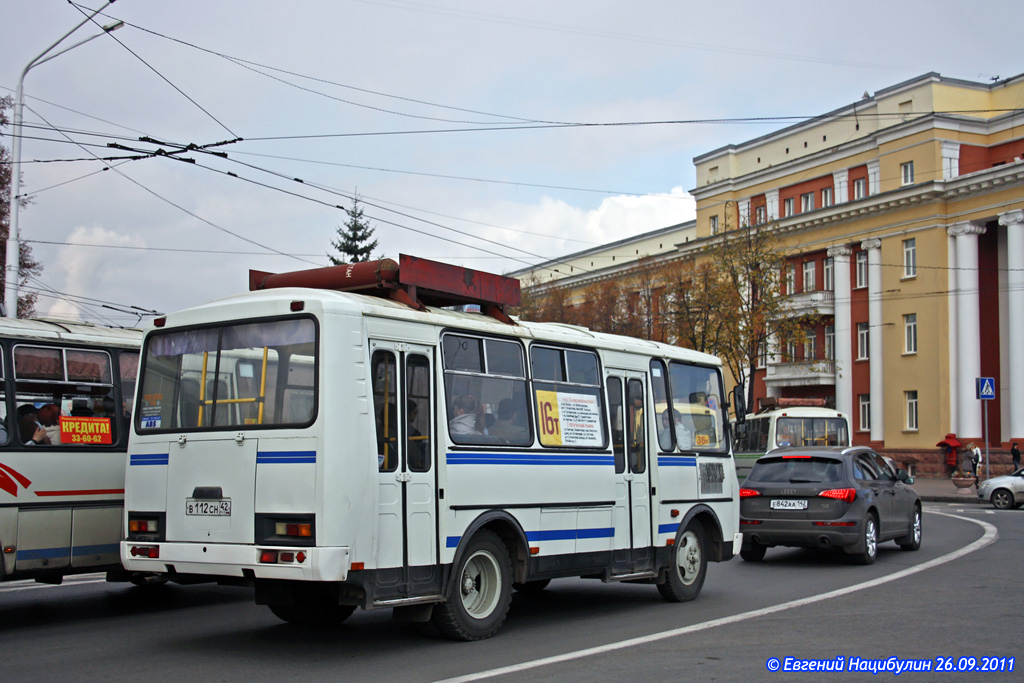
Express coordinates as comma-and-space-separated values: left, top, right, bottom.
658, 523, 707, 603
269, 602, 356, 626
432, 530, 512, 640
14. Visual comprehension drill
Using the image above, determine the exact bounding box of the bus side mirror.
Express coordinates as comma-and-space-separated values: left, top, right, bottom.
730, 388, 746, 425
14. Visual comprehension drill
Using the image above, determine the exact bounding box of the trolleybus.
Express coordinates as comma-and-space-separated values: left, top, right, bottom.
122, 255, 742, 639
0, 317, 142, 585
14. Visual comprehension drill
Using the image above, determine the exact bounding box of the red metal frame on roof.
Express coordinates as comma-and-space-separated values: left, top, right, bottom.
249, 254, 521, 324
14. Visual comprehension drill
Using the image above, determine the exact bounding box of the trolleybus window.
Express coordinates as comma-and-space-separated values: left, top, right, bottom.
13, 344, 121, 446
137, 317, 317, 431
442, 333, 530, 446
606, 376, 625, 473
530, 345, 606, 449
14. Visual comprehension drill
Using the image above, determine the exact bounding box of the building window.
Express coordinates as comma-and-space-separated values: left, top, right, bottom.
709, 215, 719, 234
901, 161, 915, 186
755, 205, 767, 224
800, 192, 815, 213
783, 197, 795, 217
859, 394, 871, 432
857, 322, 870, 360
803, 329, 816, 360
905, 391, 918, 431
903, 238, 916, 278
786, 338, 798, 362
784, 264, 795, 295
853, 177, 866, 200
757, 342, 768, 369
821, 186, 834, 208
802, 261, 816, 292
824, 257, 834, 291
825, 325, 835, 360
904, 313, 918, 354
855, 251, 868, 289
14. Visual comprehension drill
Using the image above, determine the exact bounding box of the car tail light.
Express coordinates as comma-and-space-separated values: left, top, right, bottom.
740, 519, 762, 525
782, 455, 812, 459
813, 521, 856, 527
818, 488, 856, 503
739, 488, 760, 498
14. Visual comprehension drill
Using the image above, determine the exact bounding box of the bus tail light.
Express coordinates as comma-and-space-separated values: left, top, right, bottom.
127, 513, 165, 542
130, 545, 159, 559
129, 519, 158, 533
258, 549, 308, 564
259, 550, 278, 564
274, 522, 312, 538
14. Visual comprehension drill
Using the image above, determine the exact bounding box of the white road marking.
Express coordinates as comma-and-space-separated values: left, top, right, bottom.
437, 511, 997, 683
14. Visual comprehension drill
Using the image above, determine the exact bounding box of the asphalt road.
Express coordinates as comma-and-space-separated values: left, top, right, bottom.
0, 503, 1018, 682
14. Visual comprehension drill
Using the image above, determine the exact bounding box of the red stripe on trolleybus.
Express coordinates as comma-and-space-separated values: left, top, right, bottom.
34, 488, 125, 497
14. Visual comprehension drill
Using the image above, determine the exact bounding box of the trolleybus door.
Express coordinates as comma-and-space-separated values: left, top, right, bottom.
370, 342, 438, 598
607, 372, 654, 574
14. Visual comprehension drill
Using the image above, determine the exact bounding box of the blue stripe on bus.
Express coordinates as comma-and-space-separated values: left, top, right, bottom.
130, 453, 169, 466
447, 452, 614, 466
257, 451, 316, 464
658, 522, 681, 535
17, 542, 120, 562
657, 456, 697, 467
447, 527, 614, 549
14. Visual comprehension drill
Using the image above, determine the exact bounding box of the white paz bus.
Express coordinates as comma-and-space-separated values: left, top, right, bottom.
122, 255, 742, 639
0, 318, 141, 585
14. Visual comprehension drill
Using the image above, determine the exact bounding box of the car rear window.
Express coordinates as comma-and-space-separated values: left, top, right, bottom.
747, 457, 844, 483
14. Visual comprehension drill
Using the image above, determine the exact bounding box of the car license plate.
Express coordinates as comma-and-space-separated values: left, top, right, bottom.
770, 499, 807, 510
185, 499, 231, 516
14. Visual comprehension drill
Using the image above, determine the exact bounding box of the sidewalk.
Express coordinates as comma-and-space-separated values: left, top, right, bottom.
910, 476, 981, 504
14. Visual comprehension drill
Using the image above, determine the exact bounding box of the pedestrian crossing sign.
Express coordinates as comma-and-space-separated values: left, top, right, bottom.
976, 377, 996, 400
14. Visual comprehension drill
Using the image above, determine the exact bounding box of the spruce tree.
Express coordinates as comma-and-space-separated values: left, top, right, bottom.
328, 195, 378, 264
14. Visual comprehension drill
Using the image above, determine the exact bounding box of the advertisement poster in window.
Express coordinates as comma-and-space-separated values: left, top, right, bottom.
535, 390, 602, 447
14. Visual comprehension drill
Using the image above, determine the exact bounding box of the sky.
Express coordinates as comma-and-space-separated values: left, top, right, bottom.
1, 0, 1021, 326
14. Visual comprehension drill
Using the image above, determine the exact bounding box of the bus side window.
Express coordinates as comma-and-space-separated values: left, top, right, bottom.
626, 379, 645, 474
607, 376, 625, 474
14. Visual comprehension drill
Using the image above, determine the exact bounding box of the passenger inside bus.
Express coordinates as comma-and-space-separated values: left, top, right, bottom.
17, 405, 49, 446
449, 394, 482, 435
37, 403, 62, 444
489, 398, 528, 443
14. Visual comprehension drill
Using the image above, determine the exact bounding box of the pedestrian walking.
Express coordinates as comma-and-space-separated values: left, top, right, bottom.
970, 442, 982, 486
1012, 442, 1021, 471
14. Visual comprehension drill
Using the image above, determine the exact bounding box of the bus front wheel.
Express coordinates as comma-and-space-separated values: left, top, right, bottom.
658, 523, 707, 603
432, 529, 512, 640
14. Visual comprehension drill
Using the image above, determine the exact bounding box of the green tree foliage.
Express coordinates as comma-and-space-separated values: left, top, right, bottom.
0, 95, 42, 317
328, 194, 378, 264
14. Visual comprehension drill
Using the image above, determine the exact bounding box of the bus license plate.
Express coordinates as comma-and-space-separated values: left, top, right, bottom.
770, 499, 807, 510
186, 499, 231, 516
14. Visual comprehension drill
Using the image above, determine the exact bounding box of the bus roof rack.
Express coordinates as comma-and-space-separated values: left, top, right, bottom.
757, 396, 827, 413
249, 254, 521, 324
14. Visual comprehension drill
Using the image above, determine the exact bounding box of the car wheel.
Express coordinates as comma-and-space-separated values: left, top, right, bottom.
740, 541, 767, 562
431, 529, 512, 640
512, 579, 551, 594
851, 512, 878, 565
657, 523, 707, 602
898, 505, 922, 551
990, 489, 1015, 510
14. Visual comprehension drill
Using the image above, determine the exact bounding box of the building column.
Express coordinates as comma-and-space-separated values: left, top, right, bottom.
867, 159, 881, 196
948, 221, 987, 439
947, 230, 959, 436
862, 238, 884, 442
941, 141, 961, 180
765, 189, 779, 221
828, 245, 853, 420
999, 209, 1024, 439
832, 169, 849, 205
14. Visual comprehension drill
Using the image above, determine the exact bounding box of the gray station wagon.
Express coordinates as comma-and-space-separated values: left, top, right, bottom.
739, 447, 921, 564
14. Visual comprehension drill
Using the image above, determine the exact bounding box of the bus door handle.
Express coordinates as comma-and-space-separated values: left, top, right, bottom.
396, 472, 412, 482
623, 473, 634, 482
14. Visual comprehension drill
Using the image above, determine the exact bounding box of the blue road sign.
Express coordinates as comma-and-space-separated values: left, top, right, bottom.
977, 377, 996, 400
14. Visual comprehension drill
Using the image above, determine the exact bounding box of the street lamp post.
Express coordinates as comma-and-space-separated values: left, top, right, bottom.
4, 1, 122, 318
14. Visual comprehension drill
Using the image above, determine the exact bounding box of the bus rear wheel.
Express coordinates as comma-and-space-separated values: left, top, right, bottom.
658, 523, 707, 602
432, 530, 512, 640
